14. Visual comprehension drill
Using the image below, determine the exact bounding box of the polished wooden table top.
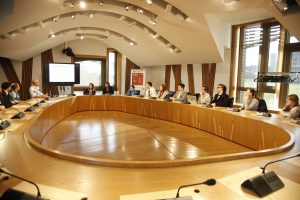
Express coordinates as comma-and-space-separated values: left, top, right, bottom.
0, 95, 299, 199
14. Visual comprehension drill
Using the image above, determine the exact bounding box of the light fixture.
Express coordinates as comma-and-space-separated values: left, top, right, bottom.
80, 35, 84, 39
79, 1, 86, 8
51, 34, 55, 38
53, 17, 58, 22
125, 5, 131, 11
130, 42, 134, 46
273, 0, 289, 12
146, 0, 153, 4
90, 13, 93, 18
98, 0, 103, 6
71, 15, 76, 19
137, 8, 144, 14
70, 3, 74, 8
118, 36, 122, 40
100, 37, 104, 41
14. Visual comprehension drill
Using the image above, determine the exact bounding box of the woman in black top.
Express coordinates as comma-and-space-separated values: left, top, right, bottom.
83, 83, 96, 95
211, 84, 229, 107
103, 82, 114, 95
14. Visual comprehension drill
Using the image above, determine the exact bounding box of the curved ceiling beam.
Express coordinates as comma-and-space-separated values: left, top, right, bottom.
1, 10, 181, 53
75, 33, 107, 40
62, 0, 188, 21
49, 27, 137, 46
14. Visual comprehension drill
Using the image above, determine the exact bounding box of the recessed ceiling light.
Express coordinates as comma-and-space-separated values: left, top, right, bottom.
137, 8, 144, 14
71, 15, 76, 19
53, 17, 58, 22
80, 35, 84, 40
125, 5, 131, 11
70, 3, 74, 8
146, 0, 153, 5
130, 42, 134, 46
79, 1, 86, 8
51, 34, 55, 38
90, 13, 93, 18
99, 0, 103, 6
100, 37, 104, 41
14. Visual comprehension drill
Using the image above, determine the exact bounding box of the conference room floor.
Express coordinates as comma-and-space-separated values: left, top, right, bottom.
41, 111, 251, 161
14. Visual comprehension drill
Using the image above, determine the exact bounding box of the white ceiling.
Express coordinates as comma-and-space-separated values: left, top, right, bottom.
0, 0, 299, 66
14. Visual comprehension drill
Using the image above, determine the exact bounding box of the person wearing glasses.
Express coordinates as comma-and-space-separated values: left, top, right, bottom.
211, 84, 229, 107
281, 94, 300, 118
198, 86, 211, 104
157, 84, 169, 99
241, 88, 259, 111
171, 83, 188, 102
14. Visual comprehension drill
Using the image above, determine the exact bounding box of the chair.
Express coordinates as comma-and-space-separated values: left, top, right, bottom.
169, 91, 176, 97
228, 97, 234, 108
195, 93, 200, 101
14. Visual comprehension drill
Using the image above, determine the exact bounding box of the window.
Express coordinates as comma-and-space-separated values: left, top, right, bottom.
75, 60, 102, 87
235, 20, 282, 109
108, 51, 116, 86
287, 51, 300, 98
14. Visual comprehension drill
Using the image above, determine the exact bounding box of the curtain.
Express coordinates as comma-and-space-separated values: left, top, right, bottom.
164, 65, 171, 91
172, 65, 182, 90
21, 57, 33, 100
187, 64, 195, 95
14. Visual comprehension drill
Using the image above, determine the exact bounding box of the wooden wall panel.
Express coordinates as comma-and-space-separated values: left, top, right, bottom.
172, 65, 181, 90
125, 58, 140, 92
21, 57, 33, 100
0, 57, 21, 84
202, 63, 216, 96
164, 65, 171, 91
41, 49, 58, 95
187, 64, 195, 95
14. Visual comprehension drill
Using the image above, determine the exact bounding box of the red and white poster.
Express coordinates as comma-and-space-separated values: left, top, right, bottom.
130, 69, 146, 90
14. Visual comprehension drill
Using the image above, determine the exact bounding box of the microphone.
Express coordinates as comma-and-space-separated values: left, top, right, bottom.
176, 178, 216, 198
9, 107, 25, 119
33, 98, 41, 107
22, 101, 35, 112
241, 153, 300, 197
0, 117, 11, 130
0, 168, 42, 198
261, 154, 300, 174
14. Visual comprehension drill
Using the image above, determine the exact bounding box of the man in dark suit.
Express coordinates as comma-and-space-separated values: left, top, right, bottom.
1, 82, 13, 108
211, 84, 230, 107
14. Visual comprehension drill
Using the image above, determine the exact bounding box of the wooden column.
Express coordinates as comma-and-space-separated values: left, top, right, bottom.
187, 64, 195, 95
125, 58, 140, 92
0, 57, 21, 84
21, 57, 33, 100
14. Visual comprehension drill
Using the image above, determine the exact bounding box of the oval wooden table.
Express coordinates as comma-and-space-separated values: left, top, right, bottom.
24, 95, 294, 167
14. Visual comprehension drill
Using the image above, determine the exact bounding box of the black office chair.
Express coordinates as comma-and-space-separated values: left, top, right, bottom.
195, 93, 200, 102
228, 97, 234, 108
135, 90, 140, 95
169, 91, 176, 97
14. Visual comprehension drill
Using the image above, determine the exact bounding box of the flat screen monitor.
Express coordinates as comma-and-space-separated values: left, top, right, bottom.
47, 63, 80, 85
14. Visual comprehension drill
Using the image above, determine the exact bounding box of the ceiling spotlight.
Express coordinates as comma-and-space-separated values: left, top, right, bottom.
90, 13, 93, 18
146, 0, 153, 5
99, 0, 103, 6
130, 42, 134, 46
100, 37, 104, 41
80, 35, 84, 40
79, 1, 86, 8
137, 8, 144, 14
51, 34, 55, 38
53, 17, 58, 22
273, 0, 289, 12
125, 5, 131, 11
70, 3, 74, 8
71, 15, 76, 19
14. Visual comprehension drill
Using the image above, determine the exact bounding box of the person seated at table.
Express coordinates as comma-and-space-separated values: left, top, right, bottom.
171, 83, 188, 101
9, 83, 21, 104
198, 86, 211, 104
0, 88, 4, 111
127, 85, 137, 95
211, 84, 229, 107
280, 94, 300, 118
83, 83, 96, 95
156, 84, 169, 99
241, 88, 259, 111
29, 80, 47, 98
1, 82, 13, 108
102, 82, 114, 95
144, 82, 157, 98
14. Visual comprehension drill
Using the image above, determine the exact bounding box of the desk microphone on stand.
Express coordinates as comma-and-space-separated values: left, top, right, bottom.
9, 107, 25, 119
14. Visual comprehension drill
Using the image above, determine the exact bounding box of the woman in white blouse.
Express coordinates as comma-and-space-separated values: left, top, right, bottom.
281, 94, 300, 118
198, 86, 211, 104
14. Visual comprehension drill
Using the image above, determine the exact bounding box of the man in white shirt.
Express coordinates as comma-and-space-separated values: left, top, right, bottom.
144, 82, 157, 98
171, 83, 188, 101
29, 80, 47, 98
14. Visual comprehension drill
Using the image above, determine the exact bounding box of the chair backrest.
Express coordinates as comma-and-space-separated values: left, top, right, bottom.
169, 91, 176, 97
257, 99, 268, 113
135, 90, 140, 95
194, 93, 200, 101
228, 97, 234, 108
